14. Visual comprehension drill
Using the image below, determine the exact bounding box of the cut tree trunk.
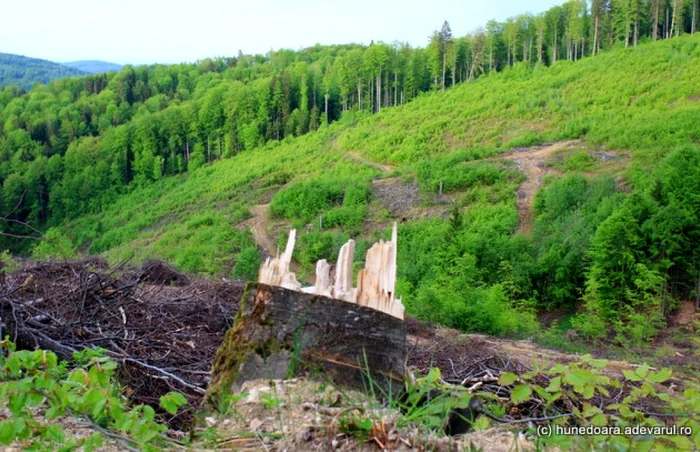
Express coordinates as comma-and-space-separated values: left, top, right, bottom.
204, 283, 407, 409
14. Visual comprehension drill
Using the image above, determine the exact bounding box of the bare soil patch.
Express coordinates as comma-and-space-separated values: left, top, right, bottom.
493, 140, 582, 234
240, 204, 310, 283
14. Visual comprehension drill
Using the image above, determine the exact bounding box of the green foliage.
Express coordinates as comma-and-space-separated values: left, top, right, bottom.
0, 53, 86, 90
558, 150, 596, 171
0, 250, 20, 273
575, 146, 700, 343
296, 230, 351, 271
531, 175, 623, 309
396, 367, 474, 432
498, 356, 700, 451
231, 246, 261, 281
0, 339, 186, 450
416, 156, 511, 194
31, 227, 77, 260
270, 179, 371, 231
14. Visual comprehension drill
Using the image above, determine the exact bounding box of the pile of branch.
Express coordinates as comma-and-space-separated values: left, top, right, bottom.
0, 258, 243, 428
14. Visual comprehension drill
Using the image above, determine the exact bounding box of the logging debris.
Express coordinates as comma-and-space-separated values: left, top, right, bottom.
0, 258, 243, 428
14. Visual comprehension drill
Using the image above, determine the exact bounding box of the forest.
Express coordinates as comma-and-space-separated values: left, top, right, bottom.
0, 53, 87, 91
0, 0, 699, 347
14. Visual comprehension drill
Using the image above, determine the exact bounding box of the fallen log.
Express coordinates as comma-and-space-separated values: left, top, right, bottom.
204, 282, 407, 409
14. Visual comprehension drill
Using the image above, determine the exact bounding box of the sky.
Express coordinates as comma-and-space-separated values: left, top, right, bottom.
2, 0, 564, 65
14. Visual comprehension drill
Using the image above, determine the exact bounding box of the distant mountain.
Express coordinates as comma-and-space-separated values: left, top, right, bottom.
0, 53, 86, 90
62, 60, 122, 74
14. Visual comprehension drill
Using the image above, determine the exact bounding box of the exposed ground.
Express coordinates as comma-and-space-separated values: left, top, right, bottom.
492, 140, 580, 234
240, 204, 312, 283
343, 150, 395, 175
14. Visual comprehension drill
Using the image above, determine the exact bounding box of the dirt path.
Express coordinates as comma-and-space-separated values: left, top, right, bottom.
242, 204, 312, 283
344, 150, 395, 174
491, 140, 581, 234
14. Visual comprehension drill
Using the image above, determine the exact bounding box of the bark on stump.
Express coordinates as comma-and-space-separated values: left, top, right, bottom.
204, 283, 407, 409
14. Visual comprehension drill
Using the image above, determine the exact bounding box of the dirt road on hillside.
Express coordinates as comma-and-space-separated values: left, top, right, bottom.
494, 140, 581, 234
344, 150, 395, 174
243, 204, 312, 283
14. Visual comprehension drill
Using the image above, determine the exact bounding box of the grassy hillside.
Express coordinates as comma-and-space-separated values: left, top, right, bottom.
62, 60, 123, 74
0, 53, 86, 90
40, 35, 700, 342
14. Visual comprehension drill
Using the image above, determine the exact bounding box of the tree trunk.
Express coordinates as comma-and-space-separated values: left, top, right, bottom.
394, 70, 399, 106
653, 1, 660, 40
441, 51, 446, 91
593, 15, 599, 55
204, 283, 407, 409
357, 78, 362, 111
324, 94, 329, 124
693, 0, 698, 34
376, 69, 381, 113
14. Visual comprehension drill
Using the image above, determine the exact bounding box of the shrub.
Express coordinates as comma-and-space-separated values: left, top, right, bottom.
31, 228, 77, 260
232, 246, 261, 281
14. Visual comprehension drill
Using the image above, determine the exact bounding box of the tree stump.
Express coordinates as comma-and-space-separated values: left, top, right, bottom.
204, 282, 407, 409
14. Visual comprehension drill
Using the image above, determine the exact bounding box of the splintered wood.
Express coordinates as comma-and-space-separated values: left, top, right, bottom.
258, 223, 405, 319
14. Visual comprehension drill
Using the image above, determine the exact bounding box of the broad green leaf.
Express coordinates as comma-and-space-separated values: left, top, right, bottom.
498, 372, 518, 386
647, 368, 672, 383
159, 392, 187, 415
511, 385, 532, 404
0, 421, 14, 445
634, 364, 650, 380
591, 413, 608, 426
589, 359, 608, 369
547, 364, 567, 375
546, 376, 562, 392
623, 370, 641, 382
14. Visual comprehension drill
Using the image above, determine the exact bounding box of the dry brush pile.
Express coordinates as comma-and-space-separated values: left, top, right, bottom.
0, 258, 243, 428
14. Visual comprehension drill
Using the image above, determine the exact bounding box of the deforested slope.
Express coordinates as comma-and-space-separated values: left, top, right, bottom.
18, 35, 700, 342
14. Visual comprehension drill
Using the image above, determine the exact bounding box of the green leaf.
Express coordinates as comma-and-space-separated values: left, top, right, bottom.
623, 370, 641, 382
498, 372, 518, 386
45, 424, 66, 443
25, 391, 44, 407
511, 385, 532, 404
68, 369, 88, 384
581, 403, 601, 417
159, 392, 188, 415
356, 417, 373, 431
589, 359, 608, 369
634, 364, 650, 380
547, 364, 567, 375
5, 356, 21, 376
0, 421, 14, 445
45, 405, 65, 419
591, 413, 608, 426
647, 368, 672, 383
657, 393, 671, 402
425, 367, 441, 384
546, 376, 561, 392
